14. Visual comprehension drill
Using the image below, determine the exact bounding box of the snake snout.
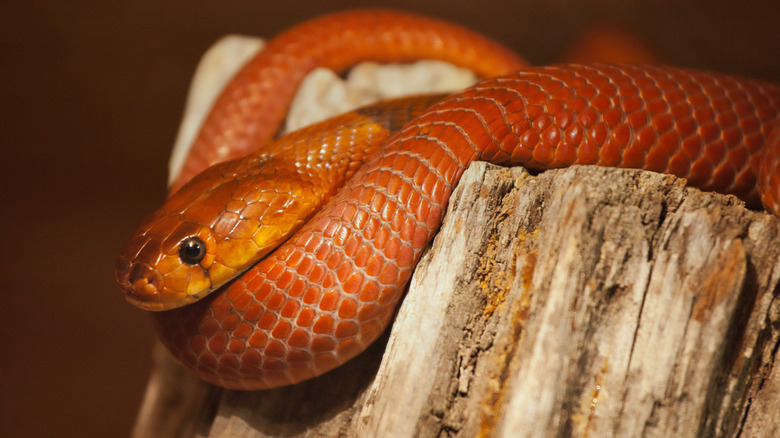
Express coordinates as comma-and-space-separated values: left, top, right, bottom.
117, 257, 166, 310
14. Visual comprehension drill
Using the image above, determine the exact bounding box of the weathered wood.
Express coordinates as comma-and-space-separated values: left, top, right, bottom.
134, 36, 780, 438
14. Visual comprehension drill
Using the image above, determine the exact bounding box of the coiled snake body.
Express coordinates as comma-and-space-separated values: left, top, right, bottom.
117, 9, 780, 389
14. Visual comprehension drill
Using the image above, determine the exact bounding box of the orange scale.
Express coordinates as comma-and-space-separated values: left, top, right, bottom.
247, 278, 271, 300
314, 240, 332, 261
532, 113, 552, 132
212, 300, 232, 320
663, 88, 685, 103
668, 101, 691, 119
200, 318, 220, 337
197, 352, 217, 370
287, 278, 306, 299
358, 304, 380, 322
627, 110, 648, 129
319, 291, 339, 311
301, 232, 320, 252
379, 288, 399, 306
358, 320, 384, 343
726, 146, 748, 169
265, 262, 285, 281
645, 147, 670, 173
219, 313, 241, 332
621, 144, 646, 169
712, 164, 736, 190
295, 255, 314, 276
336, 263, 352, 284
311, 336, 337, 353
227, 339, 245, 354
313, 315, 335, 335
642, 98, 667, 117
284, 250, 304, 268
541, 125, 560, 146
225, 284, 246, 301
353, 208, 371, 229
313, 353, 340, 373
385, 235, 404, 259
532, 141, 555, 166
553, 110, 574, 129
288, 329, 310, 348
296, 308, 316, 327
699, 123, 722, 146
744, 132, 764, 153
261, 358, 286, 372
240, 348, 262, 367
337, 339, 363, 359
306, 264, 325, 284
693, 107, 715, 124
265, 292, 286, 311
322, 273, 336, 289
271, 320, 292, 339
566, 97, 588, 113
688, 159, 713, 186
263, 340, 286, 358
335, 321, 359, 339
576, 138, 599, 165
722, 128, 743, 147
232, 293, 253, 312
208, 332, 228, 354
302, 286, 321, 305
257, 312, 277, 330
658, 131, 681, 155
591, 95, 612, 112
553, 139, 576, 165
650, 114, 674, 134
519, 127, 540, 149
338, 298, 359, 319
287, 349, 313, 364
343, 272, 365, 295
232, 322, 254, 339
586, 122, 608, 146
275, 270, 295, 290
668, 152, 691, 178
353, 244, 372, 268
279, 300, 300, 319
635, 127, 657, 150
326, 251, 343, 270
398, 217, 415, 241
687, 93, 710, 108
243, 303, 264, 322
343, 234, 359, 258
495, 134, 517, 158
564, 124, 584, 146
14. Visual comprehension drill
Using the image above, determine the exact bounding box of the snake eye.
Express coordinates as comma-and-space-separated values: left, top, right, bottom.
179, 237, 206, 265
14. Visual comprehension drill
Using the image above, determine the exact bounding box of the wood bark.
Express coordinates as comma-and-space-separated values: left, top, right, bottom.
133, 36, 780, 438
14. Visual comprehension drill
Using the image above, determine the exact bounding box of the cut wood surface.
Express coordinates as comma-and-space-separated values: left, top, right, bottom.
133, 36, 780, 438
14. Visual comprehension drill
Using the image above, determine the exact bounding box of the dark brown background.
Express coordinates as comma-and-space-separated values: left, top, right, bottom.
1, 1, 778, 436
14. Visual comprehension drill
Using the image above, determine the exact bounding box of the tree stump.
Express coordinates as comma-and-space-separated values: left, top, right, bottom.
132, 36, 780, 438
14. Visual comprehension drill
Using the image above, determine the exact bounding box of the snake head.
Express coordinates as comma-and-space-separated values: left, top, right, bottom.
116, 212, 221, 311
117, 157, 322, 311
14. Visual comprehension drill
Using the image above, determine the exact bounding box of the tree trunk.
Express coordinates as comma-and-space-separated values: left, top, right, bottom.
133, 36, 780, 438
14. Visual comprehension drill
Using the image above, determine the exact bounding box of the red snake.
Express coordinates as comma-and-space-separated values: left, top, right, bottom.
117, 9, 780, 390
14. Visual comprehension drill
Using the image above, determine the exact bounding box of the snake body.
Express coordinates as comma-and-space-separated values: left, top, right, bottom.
117, 10, 780, 390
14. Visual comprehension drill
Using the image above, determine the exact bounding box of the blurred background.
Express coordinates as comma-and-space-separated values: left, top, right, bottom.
1, 1, 778, 436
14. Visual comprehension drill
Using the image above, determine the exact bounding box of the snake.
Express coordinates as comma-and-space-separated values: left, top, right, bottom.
116, 9, 780, 390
